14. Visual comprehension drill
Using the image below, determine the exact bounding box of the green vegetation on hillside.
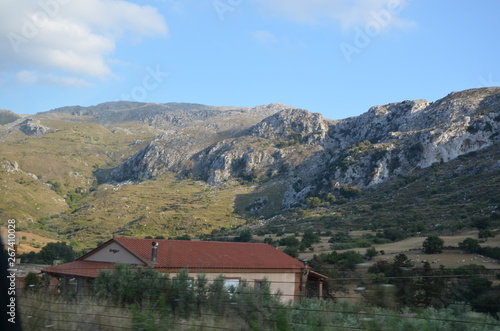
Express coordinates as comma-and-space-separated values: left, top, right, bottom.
259, 143, 500, 237
0, 109, 21, 125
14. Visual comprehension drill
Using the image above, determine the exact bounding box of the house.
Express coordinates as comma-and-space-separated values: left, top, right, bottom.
42, 237, 327, 302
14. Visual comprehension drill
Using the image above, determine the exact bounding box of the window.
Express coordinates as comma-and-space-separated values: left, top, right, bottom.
254, 280, 263, 290
223, 278, 240, 294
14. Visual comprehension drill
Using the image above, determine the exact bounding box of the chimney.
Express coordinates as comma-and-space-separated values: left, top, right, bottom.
151, 241, 158, 262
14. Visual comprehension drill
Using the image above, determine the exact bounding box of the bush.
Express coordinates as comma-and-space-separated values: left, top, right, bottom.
283, 247, 299, 258
92, 263, 168, 308
301, 229, 321, 248
381, 228, 406, 242
235, 230, 253, 242
328, 232, 352, 243
365, 247, 378, 260
306, 197, 322, 209
422, 236, 444, 254
168, 269, 196, 317
329, 243, 354, 250
24, 272, 41, 290
263, 237, 274, 245
19, 241, 77, 264
279, 236, 300, 248
459, 238, 481, 253
478, 229, 495, 241
340, 185, 363, 199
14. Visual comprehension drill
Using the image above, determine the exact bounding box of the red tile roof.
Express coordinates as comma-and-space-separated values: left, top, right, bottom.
42, 261, 115, 278
42, 238, 312, 278
114, 237, 305, 270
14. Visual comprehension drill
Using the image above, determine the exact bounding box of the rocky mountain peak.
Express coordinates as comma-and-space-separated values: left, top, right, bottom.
0, 109, 21, 125
18, 118, 55, 136
251, 108, 329, 145
93, 87, 500, 213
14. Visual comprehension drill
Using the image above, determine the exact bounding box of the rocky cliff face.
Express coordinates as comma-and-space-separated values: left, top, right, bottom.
103, 88, 500, 212
99, 103, 293, 182
18, 118, 55, 136
325, 88, 500, 188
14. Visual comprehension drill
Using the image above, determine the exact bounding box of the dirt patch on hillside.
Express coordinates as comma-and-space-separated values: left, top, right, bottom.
1, 227, 58, 254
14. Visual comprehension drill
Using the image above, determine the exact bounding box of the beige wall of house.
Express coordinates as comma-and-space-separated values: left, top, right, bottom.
183, 271, 300, 303
83, 242, 144, 264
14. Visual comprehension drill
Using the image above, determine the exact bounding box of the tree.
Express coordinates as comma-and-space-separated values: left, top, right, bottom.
340, 185, 362, 199
263, 237, 274, 245
478, 230, 495, 241
366, 253, 419, 308
381, 228, 406, 242
278, 236, 300, 248
91, 263, 168, 308
173, 234, 191, 240
422, 236, 444, 254
472, 217, 490, 230
365, 247, 378, 260
306, 197, 321, 209
332, 251, 364, 270
37, 242, 76, 264
24, 272, 41, 290
301, 229, 321, 248
169, 269, 196, 317
235, 230, 252, 242
207, 275, 231, 315
283, 247, 299, 258
459, 238, 481, 253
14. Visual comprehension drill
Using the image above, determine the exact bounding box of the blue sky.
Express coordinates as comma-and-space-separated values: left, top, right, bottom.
1, 0, 499, 120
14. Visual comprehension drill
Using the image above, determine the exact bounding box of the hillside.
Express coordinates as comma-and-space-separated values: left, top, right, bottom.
258, 141, 500, 237
0, 109, 21, 125
0, 87, 499, 247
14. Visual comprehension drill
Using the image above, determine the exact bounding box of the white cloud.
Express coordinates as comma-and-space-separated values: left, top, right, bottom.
252, 30, 277, 44
17, 71, 39, 85
0, 0, 168, 85
16, 70, 93, 87
253, 0, 413, 30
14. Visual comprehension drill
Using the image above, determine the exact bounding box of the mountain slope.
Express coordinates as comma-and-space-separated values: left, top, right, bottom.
0, 109, 21, 125
106, 87, 500, 215
0, 88, 498, 246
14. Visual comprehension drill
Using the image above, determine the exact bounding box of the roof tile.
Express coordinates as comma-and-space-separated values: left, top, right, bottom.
114, 237, 305, 269
42, 261, 115, 278
43, 238, 309, 278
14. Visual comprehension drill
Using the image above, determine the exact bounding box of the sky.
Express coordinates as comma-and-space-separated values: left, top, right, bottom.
0, 0, 499, 120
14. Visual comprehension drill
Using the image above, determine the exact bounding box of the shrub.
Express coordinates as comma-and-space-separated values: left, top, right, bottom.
235, 230, 253, 242
91, 263, 168, 308
422, 236, 444, 254
365, 247, 378, 260
301, 229, 321, 248
279, 236, 300, 247
24, 272, 41, 290
20, 241, 77, 264
283, 247, 299, 258
459, 238, 481, 253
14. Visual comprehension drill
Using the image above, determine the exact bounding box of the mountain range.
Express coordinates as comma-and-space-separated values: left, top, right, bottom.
1, 87, 499, 246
